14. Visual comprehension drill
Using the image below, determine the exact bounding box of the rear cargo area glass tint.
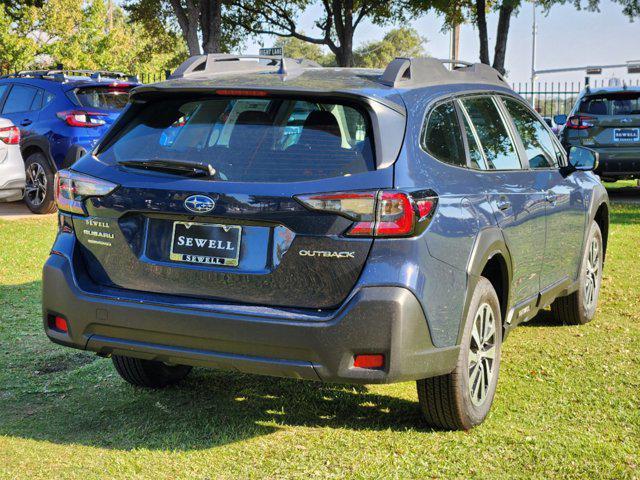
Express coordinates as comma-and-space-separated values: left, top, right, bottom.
578, 92, 640, 115
98, 96, 375, 182
75, 86, 132, 110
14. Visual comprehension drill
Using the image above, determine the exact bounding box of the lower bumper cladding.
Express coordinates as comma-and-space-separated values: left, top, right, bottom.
42, 247, 459, 384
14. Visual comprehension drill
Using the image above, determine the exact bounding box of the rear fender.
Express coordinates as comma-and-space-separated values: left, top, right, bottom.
458, 226, 513, 344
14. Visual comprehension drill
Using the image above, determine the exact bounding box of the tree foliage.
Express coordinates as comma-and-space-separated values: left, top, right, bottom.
354, 27, 426, 68
0, 4, 38, 70
0, 0, 187, 74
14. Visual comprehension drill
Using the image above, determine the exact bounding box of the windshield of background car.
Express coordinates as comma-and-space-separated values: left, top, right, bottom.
97, 96, 375, 182
74, 86, 132, 110
578, 92, 640, 115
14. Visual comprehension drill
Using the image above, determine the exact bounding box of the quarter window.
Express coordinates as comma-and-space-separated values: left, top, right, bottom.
422, 101, 466, 167
503, 97, 558, 169
459, 96, 521, 170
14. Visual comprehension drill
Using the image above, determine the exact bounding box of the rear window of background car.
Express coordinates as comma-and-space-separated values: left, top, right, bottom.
578, 93, 640, 116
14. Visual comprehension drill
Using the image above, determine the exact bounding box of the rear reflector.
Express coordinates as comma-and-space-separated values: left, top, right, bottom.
52, 316, 68, 333
296, 190, 437, 237
353, 354, 385, 369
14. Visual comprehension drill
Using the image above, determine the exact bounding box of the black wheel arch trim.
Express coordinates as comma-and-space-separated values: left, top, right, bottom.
21, 136, 57, 172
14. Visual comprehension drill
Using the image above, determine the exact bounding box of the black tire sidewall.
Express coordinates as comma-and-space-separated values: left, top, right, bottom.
24, 152, 56, 214
458, 277, 503, 428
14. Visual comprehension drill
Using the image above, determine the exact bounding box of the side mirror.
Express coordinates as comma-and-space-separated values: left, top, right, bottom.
568, 146, 599, 171
554, 114, 567, 125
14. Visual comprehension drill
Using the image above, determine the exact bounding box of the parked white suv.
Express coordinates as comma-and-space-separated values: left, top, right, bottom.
0, 118, 25, 202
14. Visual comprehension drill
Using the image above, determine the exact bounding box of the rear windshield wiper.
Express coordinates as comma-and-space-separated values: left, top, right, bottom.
118, 159, 217, 178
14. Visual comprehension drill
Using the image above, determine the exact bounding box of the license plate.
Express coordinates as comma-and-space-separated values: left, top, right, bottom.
170, 222, 241, 266
613, 128, 639, 142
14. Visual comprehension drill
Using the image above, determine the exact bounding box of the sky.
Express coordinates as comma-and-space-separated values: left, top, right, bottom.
244, 0, 640, 85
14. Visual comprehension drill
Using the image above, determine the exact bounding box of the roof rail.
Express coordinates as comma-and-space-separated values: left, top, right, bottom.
170, 54, 321, 79
380, 57, 507, 88
0, 69, 137, 83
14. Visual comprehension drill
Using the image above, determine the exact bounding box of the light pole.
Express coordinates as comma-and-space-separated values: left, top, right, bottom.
531, 1, 538, 110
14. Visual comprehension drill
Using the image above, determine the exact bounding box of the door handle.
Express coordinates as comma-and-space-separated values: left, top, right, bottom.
545, 192, 557, 203
496, 198, 511, 211
20, 119, 32, 126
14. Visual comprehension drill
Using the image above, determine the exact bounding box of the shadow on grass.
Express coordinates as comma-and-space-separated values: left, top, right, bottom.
521, 309, 558, 327
0, 281, 427, 452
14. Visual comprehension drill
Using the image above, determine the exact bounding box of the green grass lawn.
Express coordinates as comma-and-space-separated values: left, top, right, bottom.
0, 207, 639, 480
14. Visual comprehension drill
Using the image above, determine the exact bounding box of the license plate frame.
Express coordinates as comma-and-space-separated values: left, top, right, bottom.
613, 128, 639, 142
169, 221, 242, 266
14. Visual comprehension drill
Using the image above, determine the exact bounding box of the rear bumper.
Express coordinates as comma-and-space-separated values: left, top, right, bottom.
566, 144, 640, 177
42, 250, 459, 384
0, 149, 25, 201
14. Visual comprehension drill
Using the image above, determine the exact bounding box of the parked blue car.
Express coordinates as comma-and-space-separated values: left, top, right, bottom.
0, 70, 139, 213
42, 56, 609, 430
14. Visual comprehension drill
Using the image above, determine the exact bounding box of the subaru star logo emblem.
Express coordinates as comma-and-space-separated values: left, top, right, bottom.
184, 195, 215, 214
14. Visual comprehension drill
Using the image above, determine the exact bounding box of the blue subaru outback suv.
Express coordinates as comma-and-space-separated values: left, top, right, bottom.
0, 70, 138, 213
42, 55, 609, 430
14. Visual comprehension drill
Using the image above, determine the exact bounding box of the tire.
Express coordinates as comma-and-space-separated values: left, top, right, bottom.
24, 152, 56, 214
112, 355, 192, 388
417, 277, 502, 430
551, 221, 603, 325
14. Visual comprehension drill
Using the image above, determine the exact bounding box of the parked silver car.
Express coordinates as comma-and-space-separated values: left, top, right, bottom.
0, 118, 25, 202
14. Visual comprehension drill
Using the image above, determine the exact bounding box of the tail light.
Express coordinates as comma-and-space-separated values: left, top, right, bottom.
0, 126, 20, 145
296, 190, 437, 237
55, 169, 118, 215
566, 115, 595, 130
56, 110, 107, 127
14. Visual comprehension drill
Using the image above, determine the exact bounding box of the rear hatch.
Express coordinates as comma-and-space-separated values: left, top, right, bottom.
573, 90, 640, 147
70, 91, 402, 309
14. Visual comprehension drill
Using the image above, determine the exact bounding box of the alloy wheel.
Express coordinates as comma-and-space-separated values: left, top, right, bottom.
584, 234, 601, 311
468, 302, 497, 407
25, 162, 47, 207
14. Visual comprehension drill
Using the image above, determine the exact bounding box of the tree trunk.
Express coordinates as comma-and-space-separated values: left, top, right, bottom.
168, 0, 201, 55
492, 2, 514, 75
476, 0, 490, 65
201, 0, 222, 53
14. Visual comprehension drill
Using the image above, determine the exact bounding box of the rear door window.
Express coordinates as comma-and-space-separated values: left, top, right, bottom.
459, 96, 522, 170
2, 84, 38, 114
502, 97, 558, 169
98, 95, 375, 182
421, 101, 466, 167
